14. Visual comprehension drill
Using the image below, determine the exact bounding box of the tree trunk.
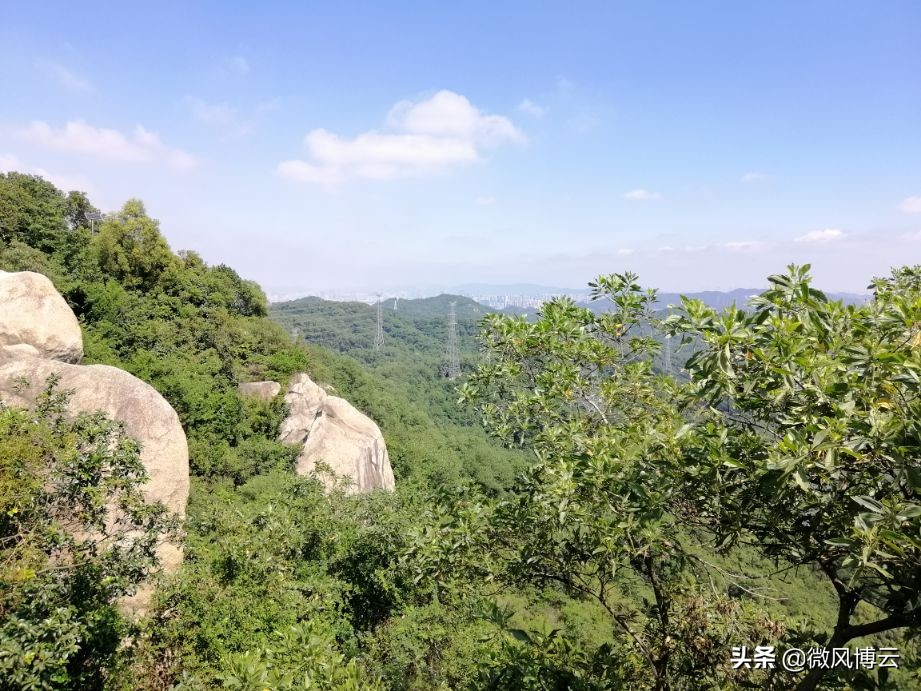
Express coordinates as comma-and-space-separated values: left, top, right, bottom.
792, 630, 846, 691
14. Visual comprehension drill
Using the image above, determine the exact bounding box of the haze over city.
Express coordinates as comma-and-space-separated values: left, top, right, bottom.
2, 1, 919, 295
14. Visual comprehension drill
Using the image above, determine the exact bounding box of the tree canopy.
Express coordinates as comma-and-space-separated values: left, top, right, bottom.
1, 173, 918, 689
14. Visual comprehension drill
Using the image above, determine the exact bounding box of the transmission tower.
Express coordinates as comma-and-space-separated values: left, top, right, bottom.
444, 301, 460, 379
374, 294, 384, 350
663, 335, 673, 376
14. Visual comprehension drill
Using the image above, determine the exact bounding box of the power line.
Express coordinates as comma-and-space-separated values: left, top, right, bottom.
663, 336, 673, 376
374, 294, 384, 350
444, 301, 460, 379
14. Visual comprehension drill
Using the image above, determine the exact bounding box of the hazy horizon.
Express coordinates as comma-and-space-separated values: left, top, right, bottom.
267, 282, 871, 305
3, 2, 919, 295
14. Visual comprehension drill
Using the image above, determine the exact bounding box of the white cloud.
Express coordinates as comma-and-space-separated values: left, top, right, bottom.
615, 248, 634, 256
35, 58, 94, 94
387, 90, 525, 146
279, 90, 524, 184
186, 97, 252, 138
475, 195, 496, 205
902, 230, 921, 241
516, 98, 545, 118
0, 153, 94, 193
795, 228, 846, 244
898, 195, 921, 214
624, 188, 662, 201
741, 171, 769, 183
305, 129, 477, 174
17, 120, 197, 171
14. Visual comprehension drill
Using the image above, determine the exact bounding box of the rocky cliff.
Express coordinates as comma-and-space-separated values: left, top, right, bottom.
0, 270, 190, 612
278, 373, 395, 493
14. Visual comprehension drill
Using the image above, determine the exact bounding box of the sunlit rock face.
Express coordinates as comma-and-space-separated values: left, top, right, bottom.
279, 373, 395, 493
0, 270, 83, 362
0, 270, 190, 613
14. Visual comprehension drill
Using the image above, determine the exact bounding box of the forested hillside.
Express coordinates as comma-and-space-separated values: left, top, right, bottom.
271, 294, 487, 357
1, 173, 919, 690
271, 295, 527, 491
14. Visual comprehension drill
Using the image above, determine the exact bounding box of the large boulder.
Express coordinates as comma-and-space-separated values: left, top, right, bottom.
0, 356, 190, 522
279, 373, 395, 493
0, 270, 189, 612
239, 380, 281, 400
0, 270, 83, 363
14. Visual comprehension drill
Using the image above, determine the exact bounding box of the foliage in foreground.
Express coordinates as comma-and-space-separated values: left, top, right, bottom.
670, 264, 921, 690
0, 380, 174, 690
406, 267, 921, 690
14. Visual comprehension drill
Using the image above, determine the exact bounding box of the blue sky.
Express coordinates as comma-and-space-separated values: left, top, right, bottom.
2, 1, 919, 295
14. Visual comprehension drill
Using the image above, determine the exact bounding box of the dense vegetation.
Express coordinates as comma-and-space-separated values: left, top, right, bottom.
271, 295, 527, 491
0, 381, 175, 688
0, 172, 919, 689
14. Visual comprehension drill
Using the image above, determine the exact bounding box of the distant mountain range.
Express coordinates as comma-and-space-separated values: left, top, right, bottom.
650, 288, 867, 310
271, 286, 870, 314
460, 285, 869, 314
454, 283, 868, 305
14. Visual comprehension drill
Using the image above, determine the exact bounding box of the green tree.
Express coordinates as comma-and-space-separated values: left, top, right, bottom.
0, 378, 176, 690
425, 268, 921, 690
90, 199, 179, 291
668, 264, 921, 690
407, 274, 785, 690
0, 173, 68, 252
64, 191, 98, 231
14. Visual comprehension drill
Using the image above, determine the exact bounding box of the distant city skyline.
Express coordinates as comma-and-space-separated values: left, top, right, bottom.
272, 283, 868, 306
2, 2, 919, 294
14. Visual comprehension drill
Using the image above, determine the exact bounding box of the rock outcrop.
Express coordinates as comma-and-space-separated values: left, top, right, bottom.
279, 373, 395, 493
0, 270, 83, 363
239, 380, 281, 400
0, 270, 189, 612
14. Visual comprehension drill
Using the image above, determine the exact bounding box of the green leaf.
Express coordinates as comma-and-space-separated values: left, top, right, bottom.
852, 496, 884, 513
896, 504, 921, 521
825, 537, 855, 548
509, 628, 532, 644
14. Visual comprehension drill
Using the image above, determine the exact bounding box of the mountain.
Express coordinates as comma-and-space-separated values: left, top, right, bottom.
3, 172, 916, 690
270, 294, 527, 492
454, 282, 868, 304
450, 285, 870, 316
384, 294, 490, 320
275, 286, 870, 320
271, 294, 486, 356
654, 288, 869, 309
